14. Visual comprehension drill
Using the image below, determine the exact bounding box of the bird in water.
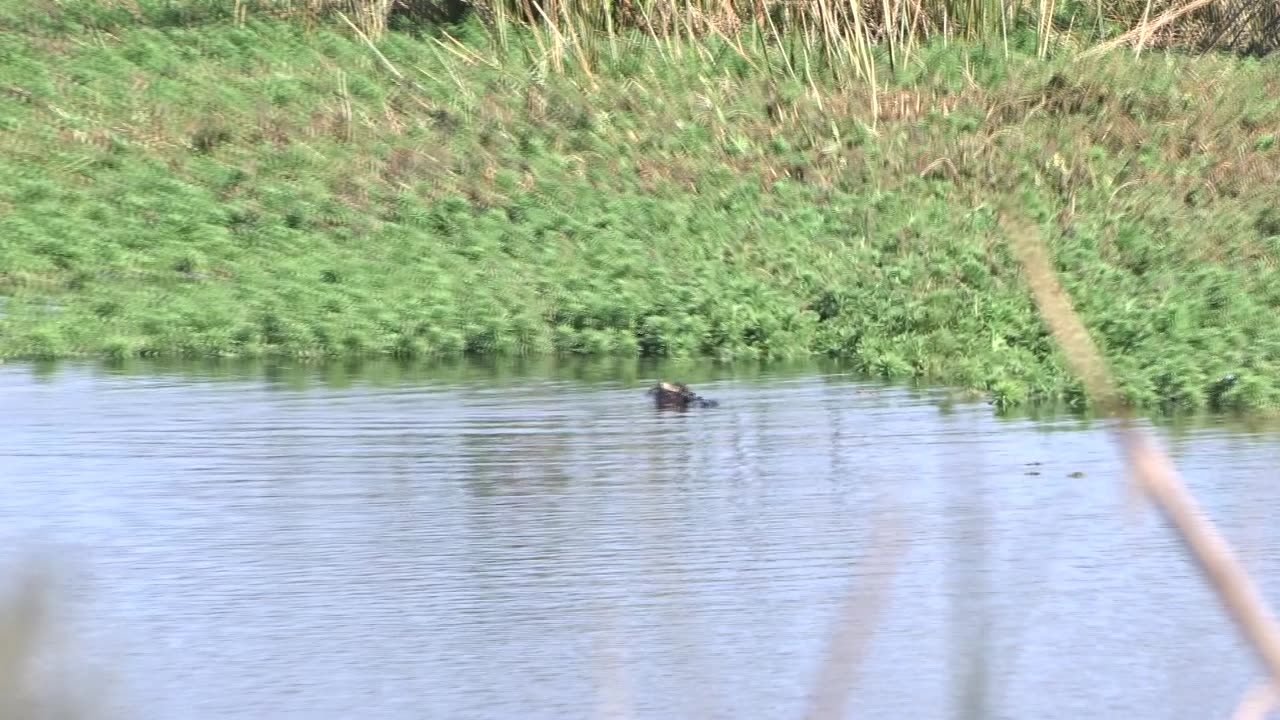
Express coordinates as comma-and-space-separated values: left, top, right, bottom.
647, 381, 719, 409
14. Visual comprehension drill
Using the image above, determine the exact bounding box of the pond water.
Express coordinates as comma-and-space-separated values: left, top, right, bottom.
1, 358, 1278, 720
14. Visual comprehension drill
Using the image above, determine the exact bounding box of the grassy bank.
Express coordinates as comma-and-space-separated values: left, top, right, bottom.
1, 3, 1279, 413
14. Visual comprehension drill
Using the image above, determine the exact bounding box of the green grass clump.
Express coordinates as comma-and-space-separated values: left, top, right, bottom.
1, 6, 1279, 415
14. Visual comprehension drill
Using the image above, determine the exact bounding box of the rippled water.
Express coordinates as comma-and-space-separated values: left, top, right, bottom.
1, 359, 1279, 720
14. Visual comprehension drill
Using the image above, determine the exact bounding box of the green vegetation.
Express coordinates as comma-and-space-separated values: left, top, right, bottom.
1, 1, 1279, 414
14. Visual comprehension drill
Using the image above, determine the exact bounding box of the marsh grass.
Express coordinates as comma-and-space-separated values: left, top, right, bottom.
2, 0, 1280, 417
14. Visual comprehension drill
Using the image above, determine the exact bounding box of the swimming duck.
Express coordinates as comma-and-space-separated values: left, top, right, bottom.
647, 381, 719, 409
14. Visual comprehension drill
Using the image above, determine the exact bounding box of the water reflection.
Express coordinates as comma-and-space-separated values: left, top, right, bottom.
0, 359, 1277, 720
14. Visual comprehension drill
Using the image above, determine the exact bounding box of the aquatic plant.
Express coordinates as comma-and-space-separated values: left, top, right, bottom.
1, 3, 1279, 414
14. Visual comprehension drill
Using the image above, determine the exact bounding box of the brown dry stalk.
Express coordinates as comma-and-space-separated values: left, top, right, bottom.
1002, 212, 1121, 415
1001, 209, 1280, 693
1078, 0, 1220, 58
336, 11, 404, 80
590, 609, 637, 720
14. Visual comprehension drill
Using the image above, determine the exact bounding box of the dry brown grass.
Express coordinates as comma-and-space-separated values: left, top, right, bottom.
216, 0, 1280, 77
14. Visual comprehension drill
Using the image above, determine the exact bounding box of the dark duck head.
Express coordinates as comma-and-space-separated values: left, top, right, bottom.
647, 381, 719, 409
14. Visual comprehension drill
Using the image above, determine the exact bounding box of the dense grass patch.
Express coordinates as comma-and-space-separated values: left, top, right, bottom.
1, 8, 1279, 414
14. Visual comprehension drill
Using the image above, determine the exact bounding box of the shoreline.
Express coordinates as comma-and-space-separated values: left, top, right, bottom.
1, 7, 1278, 414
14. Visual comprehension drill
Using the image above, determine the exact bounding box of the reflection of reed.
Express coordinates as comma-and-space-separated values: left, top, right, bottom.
0, 564, 51, 719
0, 557, 102, 720
590, 606, 637, 720
947, 413, 990, 720
823, 383, 848, 488
802, 512, 905, 720
587, 407, 729, 720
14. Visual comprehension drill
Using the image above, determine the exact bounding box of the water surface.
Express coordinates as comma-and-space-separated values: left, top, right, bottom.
1, 359, 1278, 720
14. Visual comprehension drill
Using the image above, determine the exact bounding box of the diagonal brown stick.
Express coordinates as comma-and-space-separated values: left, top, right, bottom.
1077, 0, 1219, 59
1002, 209, 1280, 691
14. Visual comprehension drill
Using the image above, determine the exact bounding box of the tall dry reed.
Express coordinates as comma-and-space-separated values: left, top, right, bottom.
235, 0, 1280, 70
790, 206, 1280, 720
230, 0, 1279, 138
1001, 208, 1280, 714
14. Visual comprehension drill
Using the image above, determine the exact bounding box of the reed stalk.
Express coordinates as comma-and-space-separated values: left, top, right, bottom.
218, 0, 1275, 85
1002, 209, 1280, 694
